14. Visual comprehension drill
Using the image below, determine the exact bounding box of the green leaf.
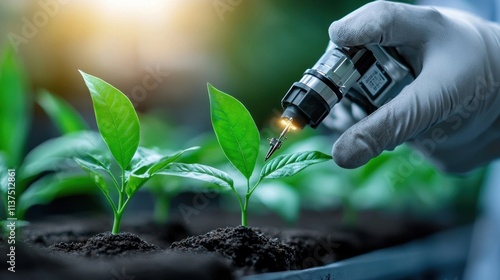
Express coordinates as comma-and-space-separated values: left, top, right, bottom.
37, 89, 88, 134
19, 173, 96, 217
207, 83, 260, 179
125, 147, 162, 197
260, 151, 332, 181
125, 174, 149, 198
76, 153, 111, 171
146, 147, 199, 176
127, 146, 197, 177
80, 71, 140, 170
125, 147, 198, 197
129, 146, 162, 173
19, 131, 103, 183
75, 158, 109, 195
0, 45, 29, 167
157, 163, 233, 190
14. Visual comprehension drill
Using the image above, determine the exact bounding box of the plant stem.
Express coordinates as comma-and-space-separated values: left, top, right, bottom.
112, 210, 123, 234
241, 179, 251, 227
112, 168, 126, 235
241, 193, 250, 227
118, 169, 125, 208
229, 186, 245, 226
241, 208, 247, 227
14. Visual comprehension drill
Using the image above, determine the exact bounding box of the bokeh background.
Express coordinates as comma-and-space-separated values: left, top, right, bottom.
1, 0, 486, 226
0, 0, 417, 144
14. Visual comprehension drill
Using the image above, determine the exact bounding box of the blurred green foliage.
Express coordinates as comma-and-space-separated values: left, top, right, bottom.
37, 89, 89, 134
0, 45, 98, 223
0, 45, 29, 167
251, 133, 484, 224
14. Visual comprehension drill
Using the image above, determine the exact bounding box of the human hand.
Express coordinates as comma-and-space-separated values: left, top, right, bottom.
328, 1, 500, 173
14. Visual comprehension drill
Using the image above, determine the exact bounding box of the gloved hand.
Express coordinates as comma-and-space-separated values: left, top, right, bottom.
328, 1, 500, 173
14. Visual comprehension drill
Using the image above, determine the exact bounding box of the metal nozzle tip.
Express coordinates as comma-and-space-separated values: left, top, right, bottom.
265, 137, 280, 161
265, 120, 292, 161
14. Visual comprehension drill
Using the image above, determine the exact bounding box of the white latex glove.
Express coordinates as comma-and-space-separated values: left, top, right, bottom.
328, 1, 500, 173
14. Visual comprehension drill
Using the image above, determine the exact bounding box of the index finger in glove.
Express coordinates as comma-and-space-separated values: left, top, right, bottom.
329, 1, 444, 46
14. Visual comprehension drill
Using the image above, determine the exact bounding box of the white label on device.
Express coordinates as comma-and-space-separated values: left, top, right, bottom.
358, 63, 389, 98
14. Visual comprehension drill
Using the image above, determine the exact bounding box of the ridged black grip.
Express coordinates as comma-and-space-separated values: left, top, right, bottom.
281, 82, 330, 129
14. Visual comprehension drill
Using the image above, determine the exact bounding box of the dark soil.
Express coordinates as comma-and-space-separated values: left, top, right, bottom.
25, 228, 97, 247
262, 227, 364, 268
170, 226, 297, 274
50, 231, 160, 258
22, 216, 191, 249
123, 220, 191, 248
1, 210, 454, 280
0, 242, 234, 280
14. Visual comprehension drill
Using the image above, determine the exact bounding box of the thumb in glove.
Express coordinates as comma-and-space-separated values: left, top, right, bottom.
329, 2, 500, 173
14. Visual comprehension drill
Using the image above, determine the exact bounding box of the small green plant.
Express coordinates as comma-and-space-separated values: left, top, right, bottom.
0, 46, 98, 226
157, 84, 332, 227
75, 71, 202, 234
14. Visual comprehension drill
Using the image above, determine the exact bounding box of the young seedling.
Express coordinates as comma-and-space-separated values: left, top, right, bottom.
158, 84, 333, 227
76, 71, 199, 234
